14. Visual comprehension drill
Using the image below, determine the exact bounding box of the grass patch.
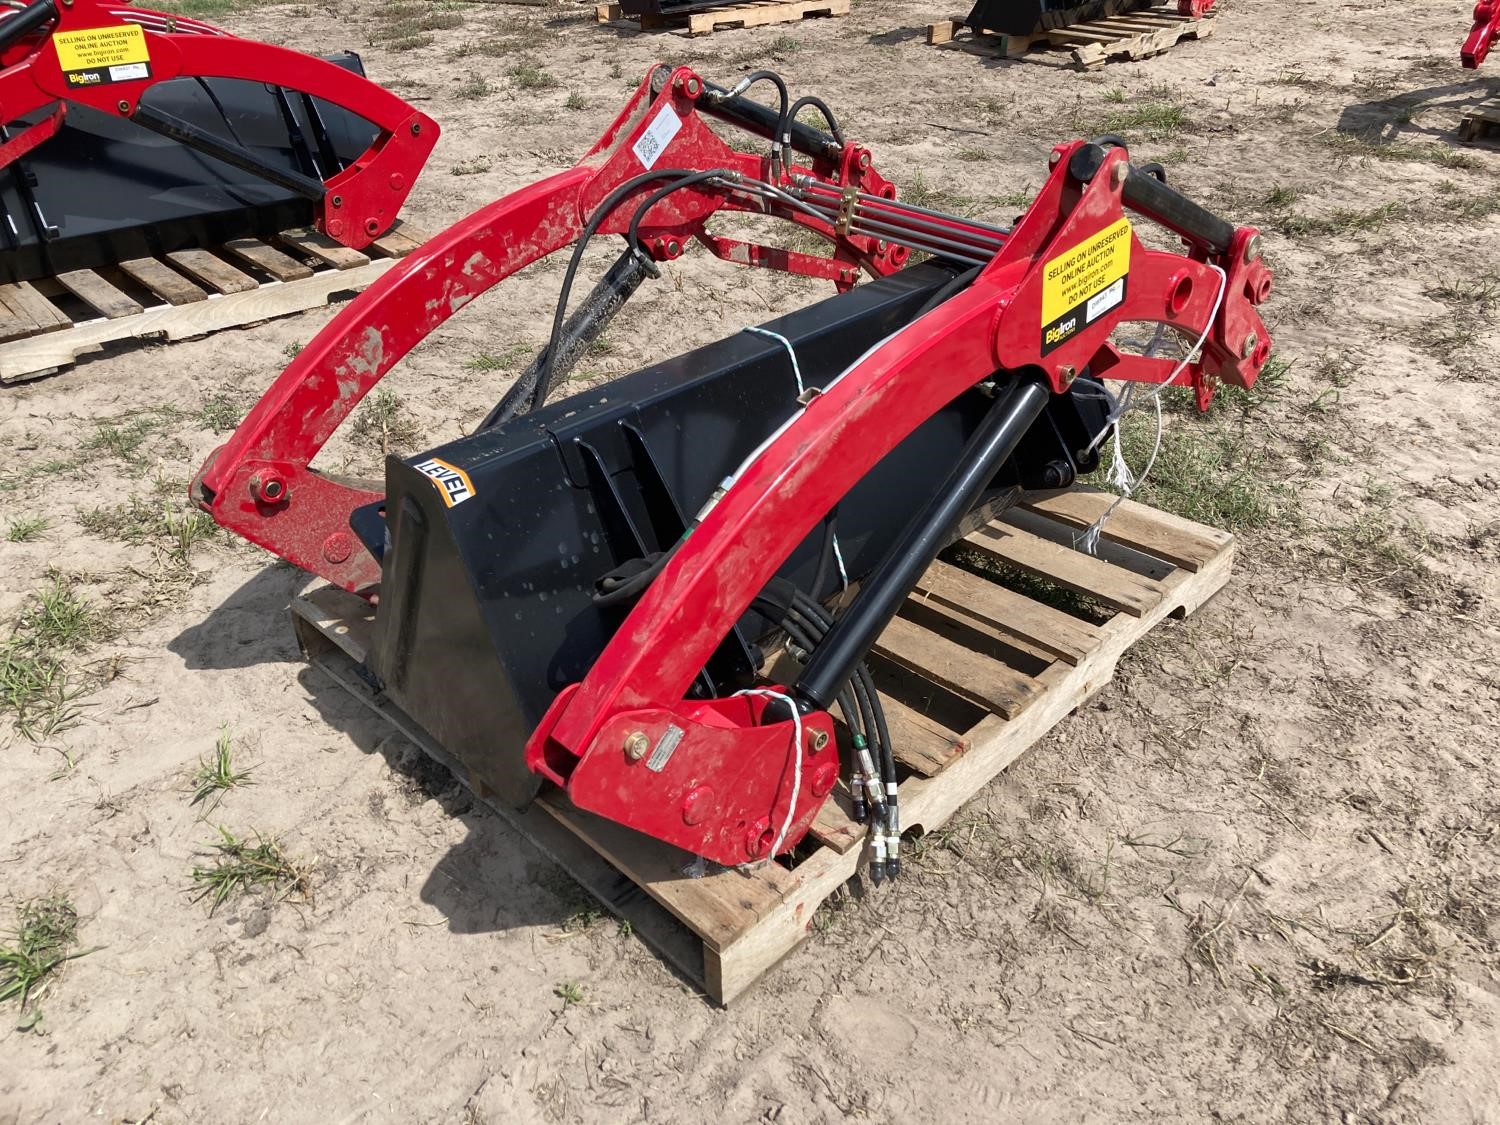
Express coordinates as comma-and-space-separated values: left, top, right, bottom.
80, 493, 219, 564
6, 516, 49, 543
555, 980, 585, 1006
1, 896, 93, 1029
1274, 202, 1406, 238
191, 728, 253, 814
565, 91, 587, 111
350, 388, 423, 456
451, 157, 493, 177
0, 576, 102, 741
1105, 357, 1298, 532
190, 828, 310, 915
509, 63, 558, 90
150, 0, 278, 16
199, 393, 244, 434
1322, 130, 1478, 172
457, 75, 493, 101
79, 407, 185, 467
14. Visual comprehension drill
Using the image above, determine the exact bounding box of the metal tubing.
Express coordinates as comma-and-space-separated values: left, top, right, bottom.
794, 377, 1052, 710
789, 191, 1006, 252
795, 177, 1013, 238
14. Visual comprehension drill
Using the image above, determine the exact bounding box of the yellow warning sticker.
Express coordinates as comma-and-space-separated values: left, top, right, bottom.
53, 24, 152, 87
1039, 217, 1132, 354
413, 457, 476, 508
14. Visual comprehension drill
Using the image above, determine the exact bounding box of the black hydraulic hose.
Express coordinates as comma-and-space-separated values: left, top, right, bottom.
783, 95, 844, 149
624, 167, 734, 256
0, 0, 56, 52
529, 167, 704, 415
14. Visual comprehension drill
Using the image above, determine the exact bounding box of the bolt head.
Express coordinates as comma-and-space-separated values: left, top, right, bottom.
1241, 332, 1259, 359
808, 728, 829, 754
624, 731, 650, 761
1243, 233, 1262, 264
1112, 162, 1129, 187
116, 100, 130, 115
681, 785, 714, 825
1058, 365, 1077, 387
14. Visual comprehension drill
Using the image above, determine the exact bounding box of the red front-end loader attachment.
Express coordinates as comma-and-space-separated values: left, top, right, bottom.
192, 66, 1272, 879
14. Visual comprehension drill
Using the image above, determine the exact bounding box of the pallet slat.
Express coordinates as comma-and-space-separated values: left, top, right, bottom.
275, 227, 372, 270
290, 499, 1235, 1004
963, 522, 1165, 615
119, 258, 209, 306
54, 269, 144, 319
874, 614, 1041, 719
912, 557, 1101, 664
1022, 489, 1231, 572
601, 0, 849, 35
2, 220, 423, 383
223, 238, 316, 282
0, 281, 69, 336
165, 249, 259, 294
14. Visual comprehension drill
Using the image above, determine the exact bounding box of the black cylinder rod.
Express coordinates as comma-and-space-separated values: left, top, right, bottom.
795, 376, 1052, 710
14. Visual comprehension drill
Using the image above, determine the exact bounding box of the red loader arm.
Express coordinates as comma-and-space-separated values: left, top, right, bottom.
0, 0, 437, 247
1466, 0, 1499, 66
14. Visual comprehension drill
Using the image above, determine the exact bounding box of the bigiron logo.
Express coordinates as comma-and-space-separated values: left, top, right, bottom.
1044, 316, 1079, 347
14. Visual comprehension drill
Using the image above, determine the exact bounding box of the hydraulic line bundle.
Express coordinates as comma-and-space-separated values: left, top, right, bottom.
0, 0, 436, 283
192, 66, 1274, 880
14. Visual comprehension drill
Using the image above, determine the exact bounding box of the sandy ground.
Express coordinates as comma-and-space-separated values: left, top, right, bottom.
2, 0, 1498, 1120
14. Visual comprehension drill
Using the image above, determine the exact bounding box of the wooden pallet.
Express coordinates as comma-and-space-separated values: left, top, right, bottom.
1459, 98, 1500, 143
0, 220, 428, 384
290, 489, 1233, 1004
926, 4, 1214, 68
596, 0, 848, 36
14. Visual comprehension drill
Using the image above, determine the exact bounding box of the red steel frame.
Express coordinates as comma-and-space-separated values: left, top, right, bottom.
0, 0, 437, 247
194, 64, 1273, 866
1465, 0, 1499, 66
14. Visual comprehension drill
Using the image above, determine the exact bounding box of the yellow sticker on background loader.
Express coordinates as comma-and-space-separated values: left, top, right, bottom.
53, 24, 152, 87
1039, 217, 1132, 355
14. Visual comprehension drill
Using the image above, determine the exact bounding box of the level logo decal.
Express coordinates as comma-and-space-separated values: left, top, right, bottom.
54, 24, 152, 87
1039, 217, 1132, 355
413, 457, 476, 507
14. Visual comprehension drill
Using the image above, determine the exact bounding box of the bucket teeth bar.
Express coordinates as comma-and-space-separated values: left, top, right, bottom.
0, 0, 437, 254
193, 65, 1273, 867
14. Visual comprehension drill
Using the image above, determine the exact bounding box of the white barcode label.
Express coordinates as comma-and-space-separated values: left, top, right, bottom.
632, 103, 682, 170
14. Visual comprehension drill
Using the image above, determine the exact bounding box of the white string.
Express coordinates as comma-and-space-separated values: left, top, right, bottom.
742, 325, 849, 590
1074, 264, 1228, 555
743, 325, 805, 395
732, 687, 804, 861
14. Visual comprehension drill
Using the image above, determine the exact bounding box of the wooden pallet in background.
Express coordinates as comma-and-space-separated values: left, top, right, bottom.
0, 220, 428, 384
290, 489, 1233, 1004
926, 6, 1214, 68
1459, 98, 1500, 143
595, 0, 848, 36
